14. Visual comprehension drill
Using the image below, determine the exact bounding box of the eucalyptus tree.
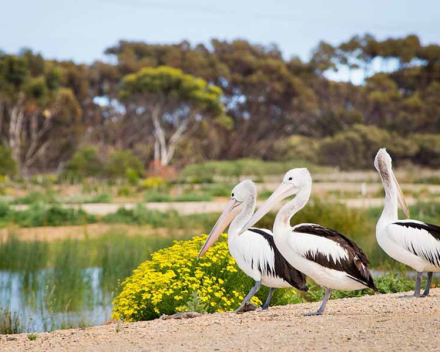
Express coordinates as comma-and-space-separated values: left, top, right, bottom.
0, 51, 81, 173
119, 66, 228, 166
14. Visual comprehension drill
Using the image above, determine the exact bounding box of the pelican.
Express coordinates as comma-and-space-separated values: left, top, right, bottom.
374, 148, 440, 297
198, 180, 308, 312
240, 168, 377, 316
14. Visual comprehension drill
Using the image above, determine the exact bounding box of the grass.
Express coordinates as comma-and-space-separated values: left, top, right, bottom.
179, 158, 328, 183
27, 334, 38, 340
0, 229, 183, 333
0, 308, 22, 334
144, 190, 212, 202
0, 203, 96, 228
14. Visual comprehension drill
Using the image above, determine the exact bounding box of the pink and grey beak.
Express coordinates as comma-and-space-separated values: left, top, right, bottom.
197, 199, 241, 259
239, 182, 296, 234
391, 170, 410, 218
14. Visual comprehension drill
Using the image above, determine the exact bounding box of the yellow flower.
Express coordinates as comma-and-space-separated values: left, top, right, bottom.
112, 233, 261, 322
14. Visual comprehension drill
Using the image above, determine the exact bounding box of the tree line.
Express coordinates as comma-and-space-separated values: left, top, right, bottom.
0, 33, 439, 176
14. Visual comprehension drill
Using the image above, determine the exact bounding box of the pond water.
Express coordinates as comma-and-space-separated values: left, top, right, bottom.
0, 231, 179, 333
0, 268, 113, 332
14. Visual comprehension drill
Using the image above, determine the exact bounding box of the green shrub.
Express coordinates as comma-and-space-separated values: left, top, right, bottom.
141, 177, 169, 190
273, 135, 320, 163
318, 124, 417, 169
412, 134, 440, 168
12, 191, 58, 205
106, 150, 144, 180
63, 147, 103, 181
0, 146, 17, 177
0, 203, 96, 227
112, 234, 263, 321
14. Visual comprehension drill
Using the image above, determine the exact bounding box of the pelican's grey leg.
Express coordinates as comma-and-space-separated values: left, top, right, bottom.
234, 281, 261, 313
304, 288, 332, 316
414, 272, 422, 297
422, 272, 433, 297
262, 288, 276, 310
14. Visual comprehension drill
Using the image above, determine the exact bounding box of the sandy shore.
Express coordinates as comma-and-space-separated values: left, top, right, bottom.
1, 289, 439, 352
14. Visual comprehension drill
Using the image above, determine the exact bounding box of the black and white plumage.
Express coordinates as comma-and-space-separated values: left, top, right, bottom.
198, 180, 308, 313
375, 149, 440, 296
240, 168, 376, 315
245, 228, 308, 289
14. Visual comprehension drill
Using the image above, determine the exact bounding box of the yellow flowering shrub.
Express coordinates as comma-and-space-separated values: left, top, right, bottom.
112, 234, 262, 321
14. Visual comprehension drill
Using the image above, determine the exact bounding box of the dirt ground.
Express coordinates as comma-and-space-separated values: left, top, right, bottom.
2, 289, 439, 352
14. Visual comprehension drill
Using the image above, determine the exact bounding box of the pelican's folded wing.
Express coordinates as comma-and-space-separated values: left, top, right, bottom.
387, 220, 440, 267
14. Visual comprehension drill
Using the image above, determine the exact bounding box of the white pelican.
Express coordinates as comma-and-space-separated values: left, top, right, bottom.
240, 169, 377, 315
198, 180, 308, 312
374, 148, 440, 297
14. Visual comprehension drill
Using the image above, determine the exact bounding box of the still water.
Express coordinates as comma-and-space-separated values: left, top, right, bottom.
0, 268, 113, 332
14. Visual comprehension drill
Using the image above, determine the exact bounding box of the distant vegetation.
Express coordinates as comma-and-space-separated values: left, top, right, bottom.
1, 33, 440, 177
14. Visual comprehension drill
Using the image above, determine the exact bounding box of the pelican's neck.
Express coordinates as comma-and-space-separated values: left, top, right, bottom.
378, 168, 398, 225
229, 197, 256, 238
273, 184, 311, 235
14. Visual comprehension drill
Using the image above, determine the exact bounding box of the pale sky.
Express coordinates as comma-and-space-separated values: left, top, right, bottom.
1, 0, 439, 68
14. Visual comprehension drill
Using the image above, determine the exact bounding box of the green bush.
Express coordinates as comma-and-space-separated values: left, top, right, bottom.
112, 234, 266, 321
106, 150, 144, 180
63, 147, 103, 181
412, 134, 440, 168
0, 146, 17, 176
12, 191, 58, 205
273, 135, 320, 163
318, 124, 417, 169
141, 177, 169, 190
0, 203, 96, 227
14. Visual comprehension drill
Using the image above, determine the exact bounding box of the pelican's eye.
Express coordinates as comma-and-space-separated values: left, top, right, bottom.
288, 177, 293, 181
231, 193, 235, 198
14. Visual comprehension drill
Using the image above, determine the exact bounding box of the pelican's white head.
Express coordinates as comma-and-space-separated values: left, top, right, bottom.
281, 168, 312, 194
239, 168, 312, 234
198, 180, 256, 258
374, 148, 410, 218
374, 148, 393, 174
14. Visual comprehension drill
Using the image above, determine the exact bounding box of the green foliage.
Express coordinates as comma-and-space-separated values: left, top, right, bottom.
27, 334, 38, 340
273, 135, 320, 163
283, 273, 416, 305
112, 234, 262, 321
141, 177, 169, 190
0, 230, 178, 331
0, 203, 95, 228
144, 190, 212, 203
318, 124, 417, 169
180, 159, 324, 183
412, 134, 440, 168
106, 150, 144, 180
119, 66, 225, 116
184, 291, 207, 314
63, 147, 103, 181
0, 147, 17, 177
12, 190, 58, 205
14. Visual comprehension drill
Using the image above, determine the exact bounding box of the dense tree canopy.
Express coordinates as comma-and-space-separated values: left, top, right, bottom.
1, 33, 440, 173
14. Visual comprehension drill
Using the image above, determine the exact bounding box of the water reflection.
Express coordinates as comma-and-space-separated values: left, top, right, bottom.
0, 268, 113, 332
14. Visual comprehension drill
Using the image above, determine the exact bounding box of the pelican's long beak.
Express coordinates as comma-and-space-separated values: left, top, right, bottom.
391, 170, 410, 218
239, 182, 295, 234
197, 199, 241, 258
